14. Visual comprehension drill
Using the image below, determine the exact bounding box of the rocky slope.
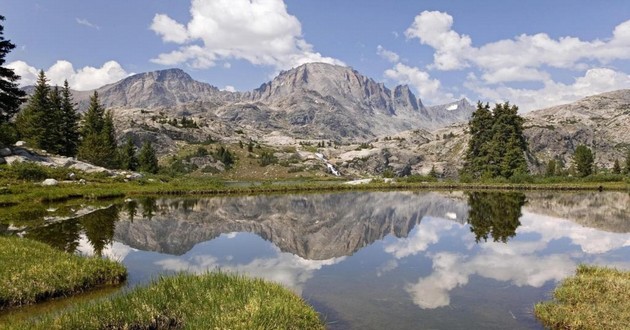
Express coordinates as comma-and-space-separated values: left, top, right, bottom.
69, 63, 474, 142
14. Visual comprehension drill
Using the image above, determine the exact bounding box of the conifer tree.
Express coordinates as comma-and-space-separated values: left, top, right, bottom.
138, 140, 158, 174
118, 137, 138, 171
624, 149, 630, 175
59, 80, 80, 157
0, 15, 26, 146
545, 159, 556, 177
45, 85, 64, 153
78, 92, 118, 167
16, 70, 50, 149
573, 144, 594, 177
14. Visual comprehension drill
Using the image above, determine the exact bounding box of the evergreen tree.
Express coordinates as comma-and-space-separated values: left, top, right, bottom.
462, 101, 528, 179
59, 80, 80, 156
613, 159, 621, 174
45, 85, 64, 153
573, 144, 594, 177
624, 149, 630, 175
138, 140, 159, 174
78, 92, 118, 167
118, 137, 138, 171
16, 70, 49, 148
0, 15, 27, 146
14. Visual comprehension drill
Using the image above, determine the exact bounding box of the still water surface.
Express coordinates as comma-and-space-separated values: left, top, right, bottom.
2, 191, 630, 329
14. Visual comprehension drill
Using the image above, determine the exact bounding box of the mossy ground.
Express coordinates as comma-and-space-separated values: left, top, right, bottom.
6, 272, 325, 329
0, 236, 126, 310
535, 265, 630, 329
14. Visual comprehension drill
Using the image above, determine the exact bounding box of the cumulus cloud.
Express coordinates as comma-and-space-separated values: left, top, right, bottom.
222, 85, 237, 92
402, 11, 630, 109
7, 60, 130, 90
376, 45, 400, 63
384, 63, 454, 104
466, 68, 630, 111
150, 0, 344, 70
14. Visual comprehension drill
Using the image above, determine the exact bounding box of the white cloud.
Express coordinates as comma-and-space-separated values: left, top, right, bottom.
150, 0, 344, 70
76, 18, 100, 30
376, 45, 400, 63
222, 85, 237, 93
7, 60, 130, 90
384, 63, 454, 104
467, 68, 630, 111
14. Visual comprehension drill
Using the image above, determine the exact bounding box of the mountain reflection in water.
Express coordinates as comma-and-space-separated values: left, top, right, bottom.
2, 191, 630, 329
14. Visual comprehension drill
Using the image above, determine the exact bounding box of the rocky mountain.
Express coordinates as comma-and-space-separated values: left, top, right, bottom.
524, 89, 630, 170
64, 63, 474, 142
114, 191, 469, 259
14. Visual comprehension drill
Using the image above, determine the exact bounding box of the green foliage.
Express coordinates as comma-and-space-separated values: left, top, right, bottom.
78, 92, 118, 168
429, 165, 439, 178
58, 80, 80, 157
259, 151, 278, 167
117, 137, 138, 171
0, 15, 27, 139
625, 149, 630, 174
215, 146, 234, 168
0, 123, 17, 147
462, 101, 528, 179
15, 71, 50, 149
573, 144, 594, 177
138, 140, 159, 174
545, 159, 556, 177
247, 140, 254, 152
467, 191, 526, 243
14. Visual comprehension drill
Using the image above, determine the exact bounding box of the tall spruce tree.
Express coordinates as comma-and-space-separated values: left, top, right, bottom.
462, 101, 528, 179
59, 80, 80, 157
0, 15, 26, 146
624, 149, 630, 175
118, 137, 138, 171
16, 70, 50, 149
573, 144, 594, 177
78, 92, 118, 167
138, 140, 158, 174
45, 85, 64, 154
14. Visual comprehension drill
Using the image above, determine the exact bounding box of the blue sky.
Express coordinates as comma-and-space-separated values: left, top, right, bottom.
3, 0, 630, 111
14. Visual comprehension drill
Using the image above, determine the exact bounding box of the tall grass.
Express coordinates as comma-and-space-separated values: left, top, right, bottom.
535, 265, 630, 329
0, 236, 126, 310
8, 272, 325, 329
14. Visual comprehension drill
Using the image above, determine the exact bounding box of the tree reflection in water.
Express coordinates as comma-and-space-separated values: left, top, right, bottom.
467, 191, 526, 243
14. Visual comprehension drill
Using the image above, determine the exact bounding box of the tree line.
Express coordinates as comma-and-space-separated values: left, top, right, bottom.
0, 16, 158, 174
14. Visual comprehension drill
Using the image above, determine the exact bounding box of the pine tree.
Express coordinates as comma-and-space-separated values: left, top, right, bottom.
624, 149, 630, 175
138, 140, 159, 174
78, 92, 118, 167
573, 144, 594, 177
0, 15, 27, 146
45, 85, 64, 154
118, 137, 138, 171
59, 80, 80, 157
16, 70, 50, 149
545, 159, 556, 177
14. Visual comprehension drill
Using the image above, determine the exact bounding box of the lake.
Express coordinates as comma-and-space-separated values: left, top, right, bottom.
1, 190, 629, 329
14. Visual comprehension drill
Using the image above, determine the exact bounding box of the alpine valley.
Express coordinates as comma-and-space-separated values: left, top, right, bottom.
40, 62, 630, 178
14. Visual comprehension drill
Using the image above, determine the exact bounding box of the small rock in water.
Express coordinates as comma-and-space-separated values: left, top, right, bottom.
0, 148, 11, 156
41, 178, 58, 186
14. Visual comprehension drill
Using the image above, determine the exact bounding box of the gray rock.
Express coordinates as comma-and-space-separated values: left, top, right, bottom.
67, 172, 76, 180
0, 148, 11, 157
14, 141, 26, 147
41, 178, 58, 186
0, 157, 5, 165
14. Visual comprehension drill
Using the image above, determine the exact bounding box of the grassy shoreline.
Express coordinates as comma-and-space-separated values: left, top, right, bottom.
0, 177, 627, 206
6, 272, 324, 329
535, 265, 630, 329
0, 236, 126, 310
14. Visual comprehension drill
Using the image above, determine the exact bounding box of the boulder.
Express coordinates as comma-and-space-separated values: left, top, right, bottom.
0, 148, 11, 157
41, 178, 58, 186
0, 157, 5, 165
14, 141, 26, 147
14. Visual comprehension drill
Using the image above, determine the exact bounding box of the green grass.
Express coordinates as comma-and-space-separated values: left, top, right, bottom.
535, 265, 630, 329
0, 236, 126, 310
7, 272, 325, 329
